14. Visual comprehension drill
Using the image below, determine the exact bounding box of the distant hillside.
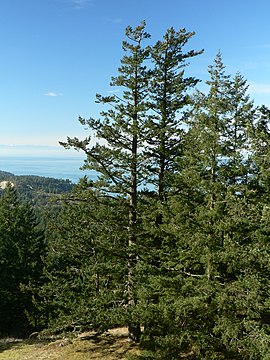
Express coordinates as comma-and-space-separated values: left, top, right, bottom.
0, 170, 73, 206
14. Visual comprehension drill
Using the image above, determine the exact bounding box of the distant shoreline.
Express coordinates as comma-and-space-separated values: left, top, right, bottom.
0, 155, 88, 183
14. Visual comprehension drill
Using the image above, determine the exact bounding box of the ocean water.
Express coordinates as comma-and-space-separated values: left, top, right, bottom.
0, 156, 93, 183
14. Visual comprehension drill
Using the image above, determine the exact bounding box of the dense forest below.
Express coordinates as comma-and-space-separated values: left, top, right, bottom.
0, 170, 73, 205
2, 22, 270, 359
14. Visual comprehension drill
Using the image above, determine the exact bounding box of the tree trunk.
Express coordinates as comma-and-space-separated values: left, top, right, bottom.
128, 323, 141, 342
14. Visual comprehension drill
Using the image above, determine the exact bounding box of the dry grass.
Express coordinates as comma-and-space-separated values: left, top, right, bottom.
0, 328, 141, 360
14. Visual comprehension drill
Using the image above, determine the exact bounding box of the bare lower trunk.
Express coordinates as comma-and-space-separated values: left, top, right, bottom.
128, 323, 141, 342
127, 191, 141, 342
127, 101, 140, 341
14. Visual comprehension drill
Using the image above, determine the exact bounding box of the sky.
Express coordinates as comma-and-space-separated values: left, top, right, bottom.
1, 0, 270, 156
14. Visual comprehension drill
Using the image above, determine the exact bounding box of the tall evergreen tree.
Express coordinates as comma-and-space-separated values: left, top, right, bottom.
0, 185, 46, 337
136, 28, 203, 346
140, 26, 203, 268
249, 105, 270, 198
140, 54, 270, 359
59, 23, 203, 342
146, 27, 203, 201
60, 22, 150, 341
51, 24, 270, 358
186, 51, 231, 208
219, 72, 254, 194
39, 180, 127, 332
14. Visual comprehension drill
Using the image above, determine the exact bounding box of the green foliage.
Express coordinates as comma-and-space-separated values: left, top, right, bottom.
146, 27, 203, 199
38, 179, 129, 332
134, 53, 270, 359
0, 170, 73, 205
0, 186, 46, 337
3, 22, 270, 360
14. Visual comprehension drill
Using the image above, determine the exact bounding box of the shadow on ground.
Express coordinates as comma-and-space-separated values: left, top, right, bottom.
0, 328, 140, 359
0, 338, 50, 353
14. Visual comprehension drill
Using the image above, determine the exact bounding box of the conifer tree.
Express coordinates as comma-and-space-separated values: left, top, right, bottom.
54, 23, 270, 357
136, 28, 203, 345
57, 21, 205, 345
186, 51, 231, 207
60, 22, 150, 341
219, 72, 254, 194
249, 105, 270, 197
39, 181, 127, 332
59, 22, 204, 342
142, 54, 270, 359
146, 27, 203, 201
0, 185, 46, 336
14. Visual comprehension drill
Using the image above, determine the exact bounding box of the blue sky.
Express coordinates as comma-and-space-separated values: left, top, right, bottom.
1, 0, 270, 156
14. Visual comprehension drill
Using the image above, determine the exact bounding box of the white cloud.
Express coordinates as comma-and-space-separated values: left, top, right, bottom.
71, 0, 93, 9
105, 17, 123, 24
248, 82, 270, 95
110, 18, 123, 24
44, 92, 63, 97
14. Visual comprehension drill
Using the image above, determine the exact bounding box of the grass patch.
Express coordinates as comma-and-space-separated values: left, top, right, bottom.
0, 328, 141, 360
